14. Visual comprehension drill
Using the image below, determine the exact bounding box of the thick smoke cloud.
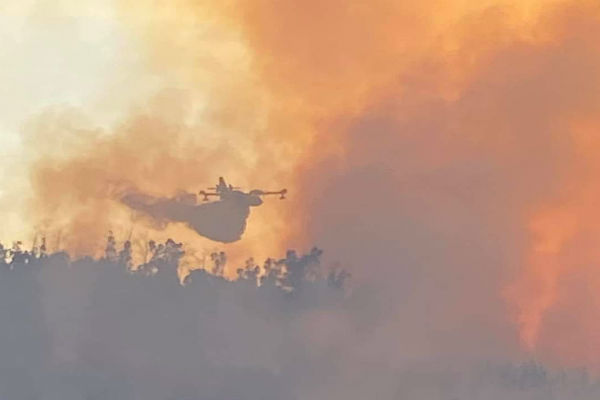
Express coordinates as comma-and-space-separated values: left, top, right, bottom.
87, 0, 600, 366
7, 0, 600, 396
327, 5, 600, 366
201, 0, 600, 366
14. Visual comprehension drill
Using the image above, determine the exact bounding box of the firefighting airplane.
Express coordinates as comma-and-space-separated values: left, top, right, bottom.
199, 177, 287, 203
121, 177, 287, 243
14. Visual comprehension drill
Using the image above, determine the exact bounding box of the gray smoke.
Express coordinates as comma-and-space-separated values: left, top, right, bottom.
0, 240, 598, 399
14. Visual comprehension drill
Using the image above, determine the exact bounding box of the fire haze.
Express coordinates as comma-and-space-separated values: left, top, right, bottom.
3, 0, 600, 377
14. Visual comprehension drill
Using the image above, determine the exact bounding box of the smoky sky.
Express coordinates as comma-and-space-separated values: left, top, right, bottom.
284, 0, 600, 366
5, 0, 600, 397
20, 1, 600, 364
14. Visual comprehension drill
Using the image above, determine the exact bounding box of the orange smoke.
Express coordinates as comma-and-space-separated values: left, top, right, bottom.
21, 0, 600, 366
507, 206, 579, 349
207, 0, 600, 364
508, 115, 600, 363
24, 92, 288, 271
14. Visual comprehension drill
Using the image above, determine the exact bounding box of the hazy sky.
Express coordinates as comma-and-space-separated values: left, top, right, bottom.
0, 0, 159, 240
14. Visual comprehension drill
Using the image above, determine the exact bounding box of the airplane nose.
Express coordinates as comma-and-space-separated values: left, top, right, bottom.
249, 196, 263, 206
